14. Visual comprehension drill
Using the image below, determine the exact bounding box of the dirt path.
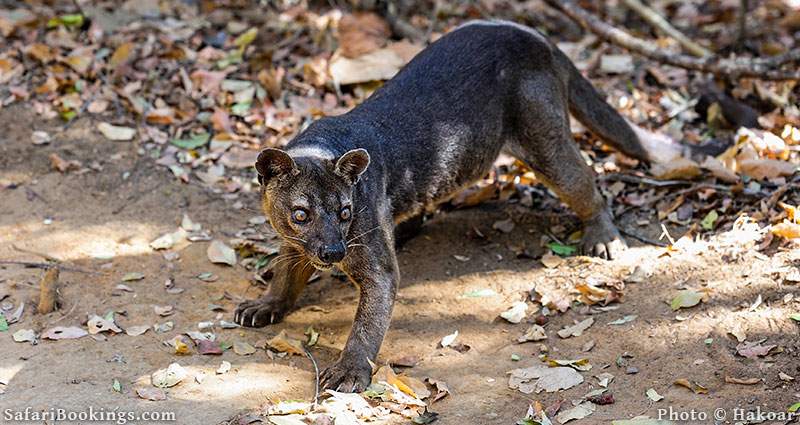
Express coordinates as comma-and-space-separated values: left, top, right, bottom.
2, 106, 799, 424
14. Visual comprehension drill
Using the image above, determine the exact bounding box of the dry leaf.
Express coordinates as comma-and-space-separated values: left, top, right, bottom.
725, 376, 760, 385
207, 240, 236, 266
268, 330, 304, 355
41, 326, 87, 340
557, 317, 594, 338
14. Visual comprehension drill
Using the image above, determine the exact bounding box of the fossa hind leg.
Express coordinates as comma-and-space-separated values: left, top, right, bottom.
512, 73, 625, 259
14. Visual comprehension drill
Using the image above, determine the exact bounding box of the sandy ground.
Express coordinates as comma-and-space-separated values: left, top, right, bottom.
2, 105, 800, 424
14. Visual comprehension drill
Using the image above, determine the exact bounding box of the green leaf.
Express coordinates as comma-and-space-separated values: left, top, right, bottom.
219, 341, 232, 351
704, 338, 713, 345
701, 210, 718, 230
0, 315, 8, 332
305, 326, 319, 347
230, 102, 252, 117
112, 379, 121, 392
789, 402, 800, 413
60, 14, 84, 27
511, 354, 521, 361
670, 290, 703, 311
234, 27, 258, 48
171, 133, 210, 150
790, 313, 800, 322
548, 242, 576, 256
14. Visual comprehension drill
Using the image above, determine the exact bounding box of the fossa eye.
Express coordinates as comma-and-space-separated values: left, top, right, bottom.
340, 207, 351, 221
292, 209, 308, 223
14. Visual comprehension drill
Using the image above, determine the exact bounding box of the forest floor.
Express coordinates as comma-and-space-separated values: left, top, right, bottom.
2, 104, 800, 424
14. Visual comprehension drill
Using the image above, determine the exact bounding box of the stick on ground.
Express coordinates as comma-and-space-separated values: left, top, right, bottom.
37, 267, 60, 314
619, 0, 711, 57
544, 0, 800, 80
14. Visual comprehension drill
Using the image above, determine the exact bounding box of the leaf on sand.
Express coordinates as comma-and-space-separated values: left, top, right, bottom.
136, 387, 166, 401
149, 230, 184, 250
197, 340, 223, 355
171, 132, 210, 150
97, 123, 136, 141
555, 402, 596, 424
772, 221, 800, 239
305, 326, 319, 346
234, 341, 257, 356
207, 240, 236, 266
125, 325, 149, 336
500, 301, 528, 324
669, 290, 707, 311
508, 364, 584, 394
557, 318, 594, 339
216, 360, 231, 375
548, 242, 576, 256
154, 305, 174, 317
12, 329, 36, 343
372, 365, 423, 399
0, 316, 8, 332
646, 388, 664, 402
88, 314, 122, 334
122, 272, 145, 282
700, 210, 718, 230
41, 326, 88, 340
725, 376, 760, 385
329, 41, 422, 86
492, 218, 515, 233
546, 358, 592, 371
673, 379, 708, 394
608, 315, 638, 325
268, 330, 304, 355
540, 252, 564, 268
151, 363, 187, 388
518, 325, 547, 343
736, 341, 777, 359
439, 330, 458, 348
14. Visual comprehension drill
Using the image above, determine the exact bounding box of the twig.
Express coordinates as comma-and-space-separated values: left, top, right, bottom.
544, 0, 800, 80
305, 348, 320, 407
619, 0, 711, 57
0, 261, 100, 275
12, 244, 62, 262
619, 228, 669, 247
37, 267, 59, 314
659, 223, 676, 245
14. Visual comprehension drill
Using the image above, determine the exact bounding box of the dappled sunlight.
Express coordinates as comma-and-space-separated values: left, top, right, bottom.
0, 362, 25, 388
134, 362, 313, 403
0, 219, 168, 261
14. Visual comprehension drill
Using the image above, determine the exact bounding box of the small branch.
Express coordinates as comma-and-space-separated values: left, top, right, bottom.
544, 0, 800, 80
37, 267, 59, 314
620, 0, 711, 57
305, 348, 320, 407
0, 261, 100, 275
619, 228, 669, 247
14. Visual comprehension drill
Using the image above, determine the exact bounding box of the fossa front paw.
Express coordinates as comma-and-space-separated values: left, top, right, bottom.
234, 297, 291, 328
582, 213, 627, 260
320, 355, 372, 393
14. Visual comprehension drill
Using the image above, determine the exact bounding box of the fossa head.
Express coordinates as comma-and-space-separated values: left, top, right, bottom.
255, 147, 370, 269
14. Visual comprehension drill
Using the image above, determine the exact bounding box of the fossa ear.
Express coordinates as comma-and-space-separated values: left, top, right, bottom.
255, 148, 297, 184
334, 148, 370, 185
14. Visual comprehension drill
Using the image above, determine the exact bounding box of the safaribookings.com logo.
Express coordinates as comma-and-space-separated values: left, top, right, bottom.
3, 407, 177, 424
